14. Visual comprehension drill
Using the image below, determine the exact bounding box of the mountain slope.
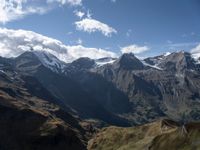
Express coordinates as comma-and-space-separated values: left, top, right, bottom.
88, 119, 200, 150
95, 52, 200, 124
2, 51, 131, 127
2, 50, 200, 126
0, 68, 87, 150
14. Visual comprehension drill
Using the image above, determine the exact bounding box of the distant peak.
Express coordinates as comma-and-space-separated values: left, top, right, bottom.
169, 51, 191, 58
71, 57, 95, 69
16, 51, 38, 59
119, 53, 140, 63
120, 52, 136, 58
158, 50, 197, 72
15, 51, 66, 73
115, 53, 144, 70
175, 50, 185, 53
72, 57, 95, 64
120, 53, 141, 61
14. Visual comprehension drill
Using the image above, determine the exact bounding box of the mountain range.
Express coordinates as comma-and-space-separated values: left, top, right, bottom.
1, 49, 200, 149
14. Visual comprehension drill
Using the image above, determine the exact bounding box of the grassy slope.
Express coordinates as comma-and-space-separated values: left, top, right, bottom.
88, 120, 200, 150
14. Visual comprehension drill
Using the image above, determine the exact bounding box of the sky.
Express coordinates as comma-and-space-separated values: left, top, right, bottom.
0, 0, 200, 60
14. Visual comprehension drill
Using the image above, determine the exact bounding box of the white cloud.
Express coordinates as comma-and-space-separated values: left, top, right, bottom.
191, 44, 200, 59
0, 0, 82, 24
74, 10, 85, 19
0, 0, 48, 24
47, 0, 82, 6
121, 44, 149, 54
0, 28, 117, 62
75, 18, 117, 37
191, 44, 200, 53
66, 45, 117, 59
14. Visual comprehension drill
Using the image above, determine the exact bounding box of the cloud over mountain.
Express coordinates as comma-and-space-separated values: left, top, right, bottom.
191, 44, 200, 59
121, 44, 149, 54
0, 28, 117, 62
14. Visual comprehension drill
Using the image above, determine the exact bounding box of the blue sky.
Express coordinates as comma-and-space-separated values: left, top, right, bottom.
0, 0, 200, 58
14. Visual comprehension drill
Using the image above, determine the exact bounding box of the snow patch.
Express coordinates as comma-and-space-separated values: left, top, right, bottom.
33, 51, 66, 73
142, 61, 163, 70
0, 70, 5, 74
95, 57, 116, 66
191, 53, 200, 64
164, 52, 171, 56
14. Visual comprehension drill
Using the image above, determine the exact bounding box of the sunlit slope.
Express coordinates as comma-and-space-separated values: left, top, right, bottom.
88, 119, 200, 150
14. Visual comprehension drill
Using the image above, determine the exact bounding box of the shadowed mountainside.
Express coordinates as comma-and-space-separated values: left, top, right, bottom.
0, 68, 87, 150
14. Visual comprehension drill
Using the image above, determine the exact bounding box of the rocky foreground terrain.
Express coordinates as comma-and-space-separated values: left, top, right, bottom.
0, 50, 200, 149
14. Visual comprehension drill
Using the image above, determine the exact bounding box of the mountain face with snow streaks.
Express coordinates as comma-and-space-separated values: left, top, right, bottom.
1, 49, 200, 125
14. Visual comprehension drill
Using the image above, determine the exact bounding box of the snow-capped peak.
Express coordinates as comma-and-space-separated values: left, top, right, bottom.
33, 50, 67, 73
164, 52, 171, 56
141, 60, 163, 70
